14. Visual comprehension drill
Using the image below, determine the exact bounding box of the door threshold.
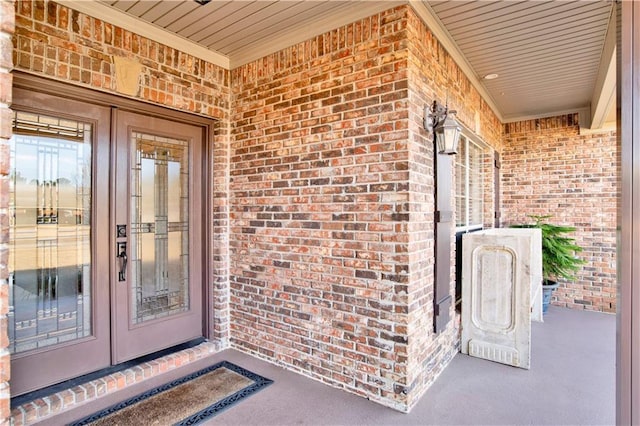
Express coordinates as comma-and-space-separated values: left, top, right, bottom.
11, 338, 207, 408
11, 339, 220, 426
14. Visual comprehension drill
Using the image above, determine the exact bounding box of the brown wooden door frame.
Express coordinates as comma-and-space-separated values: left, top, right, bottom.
13, 72, 215, 340
494, 151, 501, 228
10, 73, 215, 394
618, 1, 640, 423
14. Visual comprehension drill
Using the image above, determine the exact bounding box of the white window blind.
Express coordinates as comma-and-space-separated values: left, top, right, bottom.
455, 135, 485, 230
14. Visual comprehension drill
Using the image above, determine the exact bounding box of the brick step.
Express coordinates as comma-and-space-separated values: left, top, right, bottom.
11, 341, 219, 425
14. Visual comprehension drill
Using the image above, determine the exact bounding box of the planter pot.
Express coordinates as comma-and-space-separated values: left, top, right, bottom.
542, 280, 559, 313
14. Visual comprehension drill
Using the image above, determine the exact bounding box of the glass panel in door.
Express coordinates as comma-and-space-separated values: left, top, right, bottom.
8, 92, 111, 396
130, 133, 190, 323
9, 111, 92, 354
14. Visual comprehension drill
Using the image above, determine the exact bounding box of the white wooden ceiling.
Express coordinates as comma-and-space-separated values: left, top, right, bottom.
75, 0, 616, 126
425, 0, 615, 124
97, 1, 404, 68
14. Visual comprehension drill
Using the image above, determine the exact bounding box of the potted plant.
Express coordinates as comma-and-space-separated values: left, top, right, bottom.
511, 215, 586, 313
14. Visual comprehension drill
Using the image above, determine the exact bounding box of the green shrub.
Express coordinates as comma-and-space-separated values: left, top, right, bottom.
511, 215, 586, 283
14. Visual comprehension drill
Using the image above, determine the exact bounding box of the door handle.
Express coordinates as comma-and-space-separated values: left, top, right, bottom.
117, 242, 127, 281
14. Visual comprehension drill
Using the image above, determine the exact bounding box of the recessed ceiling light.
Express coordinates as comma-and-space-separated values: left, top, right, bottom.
483, 73, 499, 80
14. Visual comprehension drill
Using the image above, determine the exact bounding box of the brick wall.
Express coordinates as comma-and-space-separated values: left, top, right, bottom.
14, 1, 229, 118
229, 4, 502, 411
0, 1, 13, 423
502, 115, 617, 313
230, 7, 414, 411
12, 0, 232, 345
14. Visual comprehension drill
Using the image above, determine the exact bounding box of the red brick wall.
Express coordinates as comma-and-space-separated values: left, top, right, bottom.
0, 1, 14, 423
229, 5, 503, 411
502, 115, 617, 313
14, 1, 229, 118
230, 7, 414, 410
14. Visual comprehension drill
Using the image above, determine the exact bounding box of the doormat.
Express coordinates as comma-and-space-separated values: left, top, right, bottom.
70, 361, 273, 425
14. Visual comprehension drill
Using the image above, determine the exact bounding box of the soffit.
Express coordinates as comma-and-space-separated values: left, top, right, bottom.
424, 0, 615, 123
98, 1, 404, 68
73, 1, 615, 126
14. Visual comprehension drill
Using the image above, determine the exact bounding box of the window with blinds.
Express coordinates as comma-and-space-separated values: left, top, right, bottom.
455, 135, 486, 230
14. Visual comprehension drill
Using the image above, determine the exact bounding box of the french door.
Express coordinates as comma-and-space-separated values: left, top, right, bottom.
112, 110, 203, 363
9, 89, 205, 395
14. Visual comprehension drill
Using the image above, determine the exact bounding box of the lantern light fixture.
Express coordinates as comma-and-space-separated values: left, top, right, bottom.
423, 100, 462, 155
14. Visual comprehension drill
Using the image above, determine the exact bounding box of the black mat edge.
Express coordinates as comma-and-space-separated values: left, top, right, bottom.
68, 361, 273, 426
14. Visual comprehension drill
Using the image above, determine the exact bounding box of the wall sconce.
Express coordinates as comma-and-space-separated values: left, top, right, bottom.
424, 100, 462, 155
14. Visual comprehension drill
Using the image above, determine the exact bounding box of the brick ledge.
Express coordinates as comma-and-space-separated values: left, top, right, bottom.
11, 341, 218, 426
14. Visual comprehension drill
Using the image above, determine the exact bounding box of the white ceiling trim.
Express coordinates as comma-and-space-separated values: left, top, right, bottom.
229, 1, 405, 68
56, 0, 231, 69
409, 0, 504, 123
590, 8, 617, 130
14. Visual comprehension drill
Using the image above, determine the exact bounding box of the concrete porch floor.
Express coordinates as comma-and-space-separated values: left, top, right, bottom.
207, 307, 615, 425
43, 306, 614, 425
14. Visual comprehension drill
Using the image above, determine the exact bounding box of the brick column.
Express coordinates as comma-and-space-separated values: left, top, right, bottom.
0, 1, 13, 424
